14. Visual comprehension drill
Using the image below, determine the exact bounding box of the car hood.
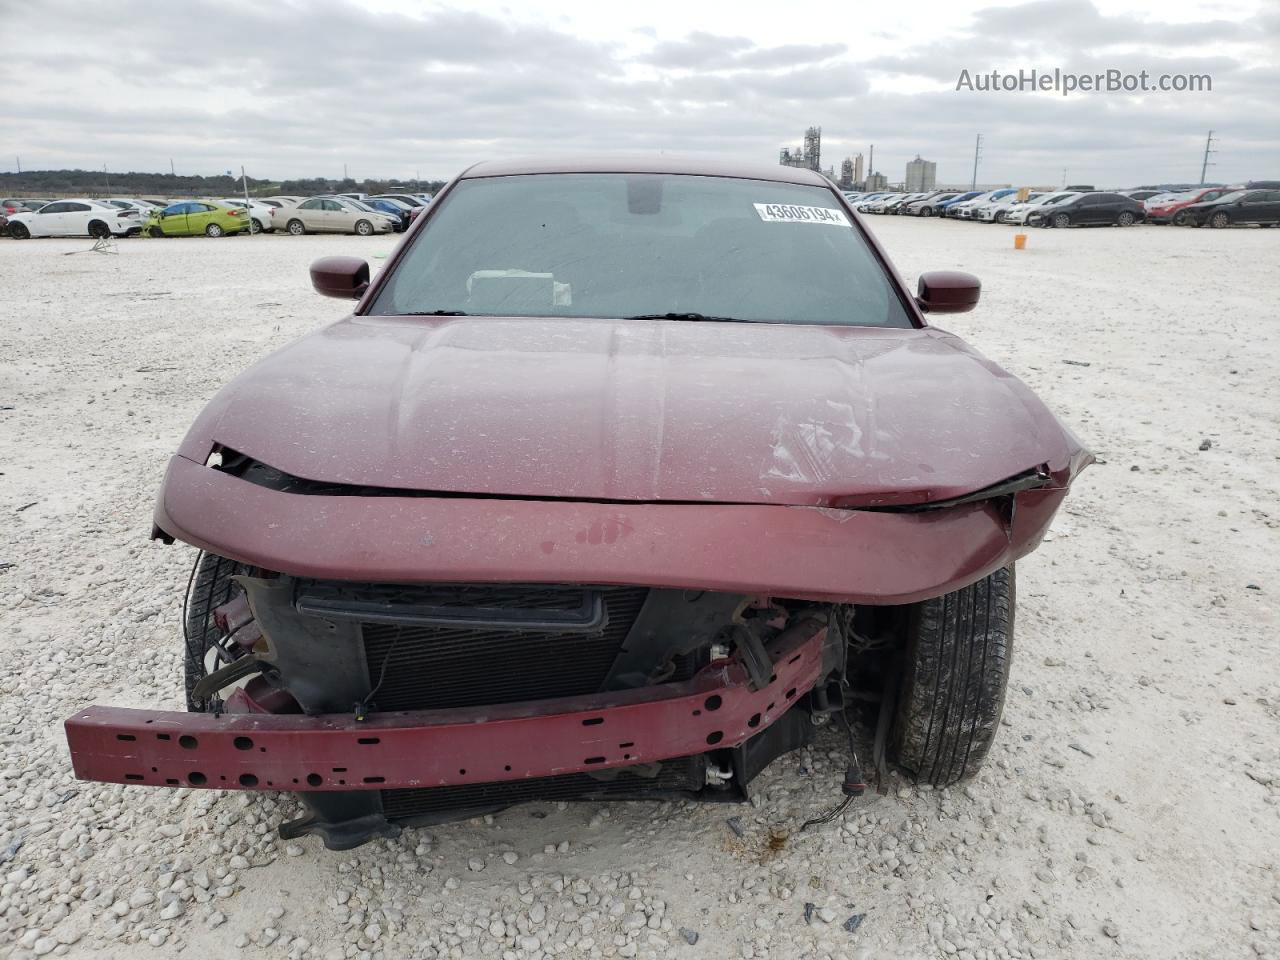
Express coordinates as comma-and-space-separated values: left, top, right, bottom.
179, 316, 1090, 507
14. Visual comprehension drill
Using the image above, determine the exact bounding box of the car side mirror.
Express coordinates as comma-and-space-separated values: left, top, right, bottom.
916, 271, 981, 314
311, 256, 370, 299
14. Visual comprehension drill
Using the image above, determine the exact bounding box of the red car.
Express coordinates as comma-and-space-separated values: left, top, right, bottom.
66, 156, 1091, 850
1145, 185, 1236, 224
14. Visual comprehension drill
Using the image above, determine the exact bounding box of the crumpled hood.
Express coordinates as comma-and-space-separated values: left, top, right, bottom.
179, 316, 1088, 507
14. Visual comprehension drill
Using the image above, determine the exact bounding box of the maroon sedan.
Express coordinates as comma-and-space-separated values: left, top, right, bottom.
66, 156, 1090, 849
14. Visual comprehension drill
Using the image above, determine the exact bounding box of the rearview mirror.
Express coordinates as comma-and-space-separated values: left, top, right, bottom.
916, 271, 981, 314
311, 256, 370, 300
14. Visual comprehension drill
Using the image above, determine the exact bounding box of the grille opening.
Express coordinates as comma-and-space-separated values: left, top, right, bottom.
359, 586, 649, 713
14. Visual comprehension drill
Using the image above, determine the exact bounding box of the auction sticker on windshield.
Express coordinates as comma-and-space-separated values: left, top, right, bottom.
753, 203, 850, 226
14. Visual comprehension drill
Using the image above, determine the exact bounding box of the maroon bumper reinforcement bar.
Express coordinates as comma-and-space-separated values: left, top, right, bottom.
65, 620, 826, 793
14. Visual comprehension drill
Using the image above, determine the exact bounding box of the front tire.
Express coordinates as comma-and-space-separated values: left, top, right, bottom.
1210, 211, 1230, 229
9, 222, 29, 239
183, 551, 252, 712
889, 567, 1014, 786
1052, 213, 1071, 229
1173, 211, 1189, 226
354, 219, 373, 236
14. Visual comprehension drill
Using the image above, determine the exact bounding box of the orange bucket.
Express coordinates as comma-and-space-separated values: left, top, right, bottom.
1014, 234, 1027, 250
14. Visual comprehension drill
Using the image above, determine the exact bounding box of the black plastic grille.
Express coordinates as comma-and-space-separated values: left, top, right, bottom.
381, 756, 701, 821
361, 586, 649, 712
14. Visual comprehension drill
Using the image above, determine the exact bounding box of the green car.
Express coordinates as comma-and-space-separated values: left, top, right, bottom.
146, 200, 246, 237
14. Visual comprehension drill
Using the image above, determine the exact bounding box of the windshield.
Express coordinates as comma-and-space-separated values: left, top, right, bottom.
371, 173, 912, 328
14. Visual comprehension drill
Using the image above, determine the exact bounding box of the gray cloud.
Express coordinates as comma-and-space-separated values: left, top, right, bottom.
0, 0, 1275, 188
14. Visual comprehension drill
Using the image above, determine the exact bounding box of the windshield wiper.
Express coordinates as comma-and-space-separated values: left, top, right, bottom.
400, 310, 470, 316
625, 312, 756, 323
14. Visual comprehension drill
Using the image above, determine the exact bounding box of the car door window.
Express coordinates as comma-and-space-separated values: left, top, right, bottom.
298, 199, 322, 210
321, 200, 342, 211
40, 201, 69, 214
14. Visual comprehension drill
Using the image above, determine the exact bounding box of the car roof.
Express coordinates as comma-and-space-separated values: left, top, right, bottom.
458, 153, 831, 187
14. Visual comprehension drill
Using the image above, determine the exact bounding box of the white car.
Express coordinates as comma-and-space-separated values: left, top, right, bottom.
951, 190, 1018, 219
219, 198, 277, 233
6, 198, 139, 239
975, 192, 1044, 222
1004, 191, 1080, 225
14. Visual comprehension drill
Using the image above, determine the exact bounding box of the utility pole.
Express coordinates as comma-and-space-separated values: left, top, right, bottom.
104, 163, 111, 195
343, 163, 348, 181
241, 165, 255, 235
868, 144, 874, 181
15, 156, 20, 174
970, 133, 983, 190
1199, 130, 1216, 184
169, 158, 175, 176
1062, 168, 1067, 187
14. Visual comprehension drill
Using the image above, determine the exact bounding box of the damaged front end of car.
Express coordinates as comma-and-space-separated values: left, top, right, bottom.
65, 443, 1084, 849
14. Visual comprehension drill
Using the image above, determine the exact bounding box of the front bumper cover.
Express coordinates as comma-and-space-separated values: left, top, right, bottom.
65, 618, 826, 794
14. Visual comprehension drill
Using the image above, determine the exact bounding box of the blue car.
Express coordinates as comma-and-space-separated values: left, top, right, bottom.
365, 198, 412, 232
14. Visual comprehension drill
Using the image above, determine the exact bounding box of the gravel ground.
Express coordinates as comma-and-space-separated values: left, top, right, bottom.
1, 218, 1277, 960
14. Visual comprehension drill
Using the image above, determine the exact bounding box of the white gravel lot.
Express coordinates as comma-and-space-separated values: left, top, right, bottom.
1, 218, 1277, 960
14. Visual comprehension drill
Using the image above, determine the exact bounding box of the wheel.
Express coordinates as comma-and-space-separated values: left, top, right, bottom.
1172, 211, 1189, 226
183, 551, 253, 712
205, 222, 224, 237
921, 207, 934, 217
888, 566, 1014, 786
8, 222, 29, 239
88, 220, 111, 239
1052, 213, 1071, 229
1210, 211, 1230, 229
1117, 211, 1136, 226
248, 218, 262, 235
148, 226, 164, 238
354, 219, 374, 236
287, 219, 306, 236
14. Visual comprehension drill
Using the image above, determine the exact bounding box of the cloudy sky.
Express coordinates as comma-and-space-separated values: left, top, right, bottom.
2, 0, 1276, 187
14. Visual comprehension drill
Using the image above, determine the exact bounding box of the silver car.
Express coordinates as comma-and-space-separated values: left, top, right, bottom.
276, 197, 397, 236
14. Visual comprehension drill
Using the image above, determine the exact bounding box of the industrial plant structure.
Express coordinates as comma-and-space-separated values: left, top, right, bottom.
905, 155, 937, 192
779, 127, 822, 172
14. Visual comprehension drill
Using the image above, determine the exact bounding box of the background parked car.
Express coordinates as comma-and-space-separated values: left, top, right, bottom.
2, 198, 51, 214
938, 191, 983, 216
1028, 192, 1144, 228
904, 192, 960, 216
146, 200, 246, 237
1005, 191, 1079, 225
218, 198, 276, 233
1180, 189, 1280, 228
951, 189, 1016, 219
369, 193, 428, 210
1146, 186, 1237, 224
276, 197, 397, 236
6, 198, 139, 238
95, 198, 153, 230
365, 197, 414, 231
1122, 190, 1163, 201
977, 191, 1043, 222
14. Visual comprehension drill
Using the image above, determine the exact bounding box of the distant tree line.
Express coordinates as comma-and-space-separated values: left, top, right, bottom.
0, 169, 449, 198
